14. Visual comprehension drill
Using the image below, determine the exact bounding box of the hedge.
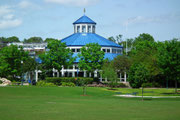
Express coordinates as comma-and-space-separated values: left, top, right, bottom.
45, 77, 93, 86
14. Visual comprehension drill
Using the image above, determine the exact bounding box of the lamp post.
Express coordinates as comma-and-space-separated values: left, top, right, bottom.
21, 60, 23, 86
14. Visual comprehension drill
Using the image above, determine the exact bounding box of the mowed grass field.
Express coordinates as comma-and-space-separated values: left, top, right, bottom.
0, 86, 180, 120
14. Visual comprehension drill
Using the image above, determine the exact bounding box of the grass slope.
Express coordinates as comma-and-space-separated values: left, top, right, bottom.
0, 86, 180, 120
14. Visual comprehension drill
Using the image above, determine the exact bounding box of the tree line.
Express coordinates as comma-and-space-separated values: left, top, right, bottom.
0, 33, 179, 91
106, 33, 180, 92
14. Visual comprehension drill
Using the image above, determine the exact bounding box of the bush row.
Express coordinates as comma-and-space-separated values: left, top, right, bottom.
36, 81, 56, 87
45, 77, 93, 86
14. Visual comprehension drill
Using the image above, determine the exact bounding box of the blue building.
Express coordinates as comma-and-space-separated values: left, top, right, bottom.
56, 13, 127, 82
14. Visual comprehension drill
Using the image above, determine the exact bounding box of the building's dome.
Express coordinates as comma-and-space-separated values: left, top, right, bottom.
61, 33, 122, 48
73, 15, 96, 24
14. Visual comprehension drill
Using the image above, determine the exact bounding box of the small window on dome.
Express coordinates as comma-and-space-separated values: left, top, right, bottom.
82, 26, 86, 32
77, 26, 80, 33
88, 26, 91, 33
92, 26, 95, 33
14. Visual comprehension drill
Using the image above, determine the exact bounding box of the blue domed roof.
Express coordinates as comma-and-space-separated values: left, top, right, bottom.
61, 33, 122, 48
73, 15, 96, 24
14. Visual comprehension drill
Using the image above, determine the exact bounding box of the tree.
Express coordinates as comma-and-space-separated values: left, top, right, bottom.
157, 39, 180, 93
39, 40, 74, 75
44, 38, 58, 43
0, 45, 29, 80
128, 63, 149, 88
112, 55, 131, 73
108, 34, 123, 45
24, 37, 43, 43
133, 33, 154, 47
101, 61, 118, 89
78, 43, 104, 75
7, 36, 20, 42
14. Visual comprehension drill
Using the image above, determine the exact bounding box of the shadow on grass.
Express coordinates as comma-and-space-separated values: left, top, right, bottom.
161, 93, 180, 95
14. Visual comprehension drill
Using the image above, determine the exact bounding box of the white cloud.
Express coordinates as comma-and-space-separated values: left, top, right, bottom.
0, 5, 13, 16
45, 0, 99, 7
0, 5, 22, 30
0, 19, 22, 29
124, 13, 180, 26
124, 16, 162, 26
18, 1, 33, 8
18, 0, 41, 9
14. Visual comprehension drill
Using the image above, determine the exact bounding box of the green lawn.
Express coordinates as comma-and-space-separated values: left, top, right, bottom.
0, 86, 180, 120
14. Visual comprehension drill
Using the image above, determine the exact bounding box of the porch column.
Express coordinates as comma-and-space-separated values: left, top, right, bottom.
72, 65, 75, 77
84, 70, 86, 77
94, 70, 97, 77
89, 72, 92, 77
61, 66, 64, 77
100, 73, 102, 82
124, 72, 127, 82
53, 68, 55, 77
57, 71, 59, 77
35, 70, 38, 82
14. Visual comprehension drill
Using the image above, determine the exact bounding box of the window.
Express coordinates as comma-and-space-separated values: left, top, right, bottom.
112, 49, 116, 53
72, 49, 75, 52
117, 49, 121, 53
92, 26, 95, 33
82, 26, 86, 32
77, 26, 80, 33
102, 49, 106, 52
107, 49, 110, 53
88, 26, 91, 32
77, 49, 80, 52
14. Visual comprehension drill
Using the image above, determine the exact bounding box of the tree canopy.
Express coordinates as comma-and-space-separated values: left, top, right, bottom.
23, 37, 43, 43
39, 40, 75, 73
78, 43, 104, 73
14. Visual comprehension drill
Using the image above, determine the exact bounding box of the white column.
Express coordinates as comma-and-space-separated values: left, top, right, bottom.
35, 70, 38, 82
124, 72, 127, 82
89, 72, 92, 77
57, 71, 59, 77
100, 73, 102, 82
61, 66, 64, 77
80, 24, 82, 33
120, 73, 122, 82
72, 65, 75, 77
84, 71, 86, 77
105, 77, 107, 82
53, 68, 55, 77
86, 24, 88, 33
94, 70, 97, 77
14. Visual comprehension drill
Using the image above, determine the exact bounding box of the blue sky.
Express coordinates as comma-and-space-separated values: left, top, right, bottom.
0, 0, 180, 41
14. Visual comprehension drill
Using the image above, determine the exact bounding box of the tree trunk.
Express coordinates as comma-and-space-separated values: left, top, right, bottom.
142, 87, 144, 101
175, 80, 177, 94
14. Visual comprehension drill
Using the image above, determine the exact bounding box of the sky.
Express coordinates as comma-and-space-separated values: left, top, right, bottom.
0, 0, 180, 41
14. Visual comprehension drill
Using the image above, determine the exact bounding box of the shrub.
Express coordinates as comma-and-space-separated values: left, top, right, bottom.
116, 83, 127, 88
45, 77, 93, 86
0, 80, 2, 84
36, 81, 56, 87
61, 82, 75, 87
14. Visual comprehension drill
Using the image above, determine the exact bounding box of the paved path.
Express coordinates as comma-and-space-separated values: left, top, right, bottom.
115, 95, 180, 98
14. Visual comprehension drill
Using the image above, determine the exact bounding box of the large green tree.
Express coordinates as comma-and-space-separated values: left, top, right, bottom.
128, 63, 149, 88
157, 39, 180, 93
112, 55, 131, 73
0, 45, 29, 80
7, 36, 20, 43
39, 40, 74, 75
24, 37, 43, 43
78, 43, 104, 75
